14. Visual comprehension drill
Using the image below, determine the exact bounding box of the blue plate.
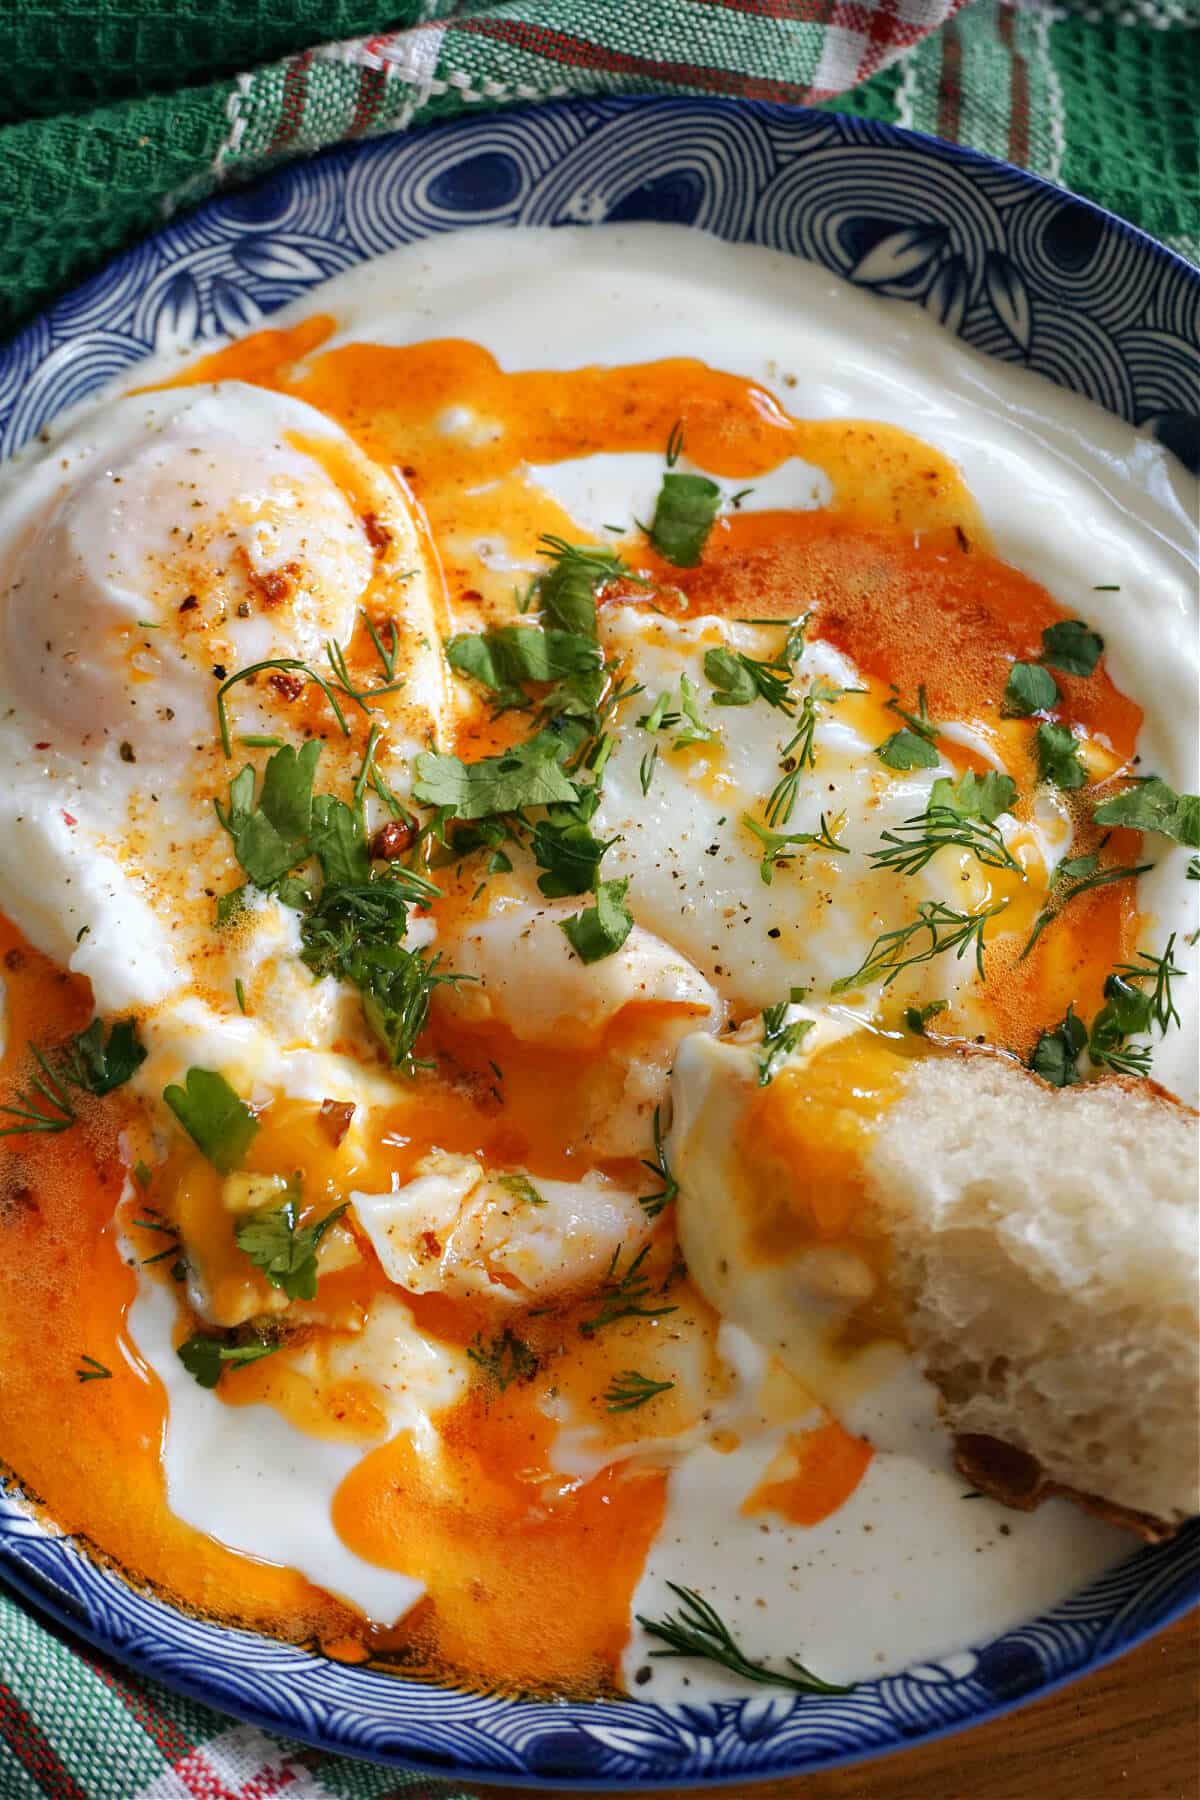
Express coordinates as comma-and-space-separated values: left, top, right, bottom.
0, 98, 1197, 1786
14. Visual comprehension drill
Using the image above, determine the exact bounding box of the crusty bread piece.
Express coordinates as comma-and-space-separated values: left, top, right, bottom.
867, 1055, 1199, 1531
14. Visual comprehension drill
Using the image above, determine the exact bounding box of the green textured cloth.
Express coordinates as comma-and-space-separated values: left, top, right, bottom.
0, 0, 1196, 343
0, 3, 1198, 1796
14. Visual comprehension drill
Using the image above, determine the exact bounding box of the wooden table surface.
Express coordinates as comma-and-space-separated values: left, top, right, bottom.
483, 1614, 1198, 1800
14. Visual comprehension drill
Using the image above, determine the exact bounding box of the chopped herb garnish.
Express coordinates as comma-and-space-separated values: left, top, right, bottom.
496, 1173, 544, 1207
446, 623, 602, 710
1092, 777, 1199, 848
929, 769, 1017, 823
216, 885, 246, 927
177, 1332, 278, 1390
765, 683, 857, 825
639, 1106, 678, 1220
0, 1018, 146, 1137
561, 877, 634, 965
704, 645, 795, 714
876, 687, 940, 772
536, 535, 632, 639
743, 810, 846, 884
605, 1369, 675, 1412
646, 423, 722, 566
215, 739, 321, 888
234, 978, 247, 1015
531, 788, 617, 898
1020, 851, 1152, 959
75, 1354, 112, 1383
904, 999, 948, 1035
1041, 619, 1104, 677
162, 1067, 259, 1172
1035, 721, 1088, 790
467, 1329, 539, 1392
579, 1243, 679, 1336
758, 1003, 815, 1085
833, 898, 1009, 993
869, 803, 1020, 878
414, 734, 579, 820
1029, 1004, 1088, 1087
636, 1583, 851, 1696
650, 471, 722, 567
639, 744, 658, 795
216, 658, 349, 758
235, 1193, 348, 1303
1112, 933, 1183, 1035
1003, 661, 1060, 717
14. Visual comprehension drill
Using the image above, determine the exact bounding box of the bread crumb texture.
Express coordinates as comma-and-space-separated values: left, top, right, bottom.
869, 1057, 1199, 1524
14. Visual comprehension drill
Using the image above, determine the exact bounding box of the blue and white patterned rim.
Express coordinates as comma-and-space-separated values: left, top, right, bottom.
0, 97, 1196, 1785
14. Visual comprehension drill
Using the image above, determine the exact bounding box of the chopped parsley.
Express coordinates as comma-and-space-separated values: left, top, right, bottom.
162, 1067, 259, 1172
1093, 777, 1200, 848
561, 877, 634, 965
235, 1194, 348, 1302
1041, 619, 1104, 677
177, 1332, 278, 1390
535, 535, 631, 638
496, 1173, 544, 1208
646, 422, 722, 566
1003, 661, 1060, 717
414, 734, 579, 819
904, 999, 948, 1036
1035, 721, 1088, 790
1029, 1004, 1088, 1087
704, 644, 796, 714
445, 623, 602, 712
530, 787, 617, 898
876, 687, 940, 771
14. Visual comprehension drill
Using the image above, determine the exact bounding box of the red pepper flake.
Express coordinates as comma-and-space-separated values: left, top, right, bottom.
419, 1230, 443, 1261
361, 511, 392, 555
178, 593, 199, 613
248, 560, 302, 609
269, 670, 304, 701
318, 1099, 356, 1148
62, 811, 77, 826
371, 820, 417, 861
34, 742, 50, 750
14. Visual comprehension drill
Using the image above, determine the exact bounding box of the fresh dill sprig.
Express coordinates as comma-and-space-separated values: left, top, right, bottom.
832, 898, 1009, 993
758, 1001, 815, 1086
466, 1329, 539, 1393
636, 1583, 852, 1695
869, 804, 1021, 878
216, 657, 350, 756
1112, 932, 1183, 1034
579, 1243, 679, 1336
764, 683, 858, 826
638, 1106, 678, 1219
743, 810, 847, 884
76, 1354, 112, 1383
1020, 852, 1152, 959
605, 1369, 675, 1413
0, 1045, 76, 1136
